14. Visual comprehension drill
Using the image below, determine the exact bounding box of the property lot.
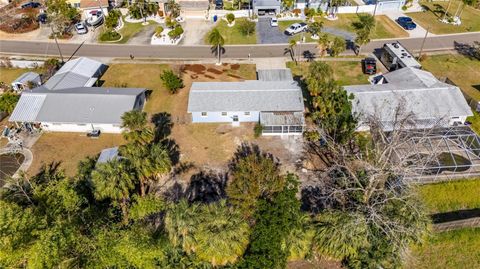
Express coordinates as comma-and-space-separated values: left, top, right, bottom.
29, 132, 125, 176
206, 18, 257, 45
257, 17, 288, 44
408, 1, 480, 34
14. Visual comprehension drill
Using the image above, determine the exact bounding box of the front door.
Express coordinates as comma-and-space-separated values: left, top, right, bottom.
232, 115, 239, 122
232, 115, 239, 127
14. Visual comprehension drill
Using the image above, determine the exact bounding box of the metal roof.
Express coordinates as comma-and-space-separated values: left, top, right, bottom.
96, 147, 119, 164
44, 57, 105, 90
260, 112, 305, 126
344, 68, 472, 128
12, 72, 40, 84
9, 87, 145, 124
253, 0, 281, 7
80, 0, 109, 8
257, 69, 294, 81
187, 80, 304, 112
384, 42, 421, 69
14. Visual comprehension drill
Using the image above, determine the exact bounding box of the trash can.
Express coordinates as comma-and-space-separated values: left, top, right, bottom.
213, 15, 218, 22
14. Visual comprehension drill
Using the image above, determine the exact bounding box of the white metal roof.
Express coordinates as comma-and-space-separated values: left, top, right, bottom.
187, 80, 304, 112
97, 147, 119, 164
12, 72, 40, 84
9, 94, 46, 122
43, 57, 104, 90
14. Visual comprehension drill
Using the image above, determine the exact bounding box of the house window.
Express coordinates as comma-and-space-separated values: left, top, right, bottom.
77, 124, 87, 126
201, 112, 207, 117
74, 2, 80, 8
244, 112, 250, 116
222, 112, 227, 116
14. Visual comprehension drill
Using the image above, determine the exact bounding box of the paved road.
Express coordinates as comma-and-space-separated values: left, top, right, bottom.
0, 32, 479, 59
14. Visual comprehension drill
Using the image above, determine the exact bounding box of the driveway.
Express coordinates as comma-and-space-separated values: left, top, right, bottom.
384, 11, 434, 38
127, 24, 157, 45
182, 19, 214, 45
256, 17, 288, 44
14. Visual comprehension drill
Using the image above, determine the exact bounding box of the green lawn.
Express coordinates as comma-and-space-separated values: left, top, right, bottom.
408, 228, 480, 269
418, 179, 480, 214
420, 54, 480, 104
408, 1, 480, 34
320, 14, 408, 39
100, 17, 150, 44
207, 18, 257, 45
0, 67, 43, 84
286, 60, 369, 86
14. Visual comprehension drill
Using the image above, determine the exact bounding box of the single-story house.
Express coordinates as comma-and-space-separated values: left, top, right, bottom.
43, 57, 106, 90
187, 71, 305, 135
80, 0, 109, 17
96, 147, 120, 165
11, 72, 41, 92
345, 67, 473, 131
9, 87, 146, 133
253, 0, 281, 14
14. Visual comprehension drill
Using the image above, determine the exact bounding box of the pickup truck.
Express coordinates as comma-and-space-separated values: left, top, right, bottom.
284, 23, 308, 35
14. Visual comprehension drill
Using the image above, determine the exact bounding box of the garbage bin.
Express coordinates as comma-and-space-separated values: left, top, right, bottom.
213, 15, 218, 22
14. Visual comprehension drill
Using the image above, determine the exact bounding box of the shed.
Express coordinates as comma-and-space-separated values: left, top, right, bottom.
43, 57, 106, 90
11, 72, 41, 92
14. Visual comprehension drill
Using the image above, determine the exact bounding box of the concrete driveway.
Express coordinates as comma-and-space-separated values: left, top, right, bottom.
384, 11, 434, 38
256, 17, 288, 44
127, 24, 157, 45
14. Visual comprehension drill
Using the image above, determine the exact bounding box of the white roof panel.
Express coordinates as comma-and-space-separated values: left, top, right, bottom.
9, 94, 46, 122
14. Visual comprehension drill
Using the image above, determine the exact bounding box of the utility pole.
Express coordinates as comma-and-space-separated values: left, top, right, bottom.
50, 24, 64, 63
418, 27, 429, 59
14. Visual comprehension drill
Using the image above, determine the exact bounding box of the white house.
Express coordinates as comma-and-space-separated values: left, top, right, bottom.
11, 72, 41, 92
9, 87, 146, 133
187, 70, 305, 135
345, 67, 473, 131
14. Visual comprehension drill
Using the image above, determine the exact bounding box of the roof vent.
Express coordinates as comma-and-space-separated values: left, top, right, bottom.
393, 43, 399, 48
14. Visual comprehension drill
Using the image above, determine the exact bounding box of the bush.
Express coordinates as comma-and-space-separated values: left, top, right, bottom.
237, 19, 255, 36
292, 9, 301, 16
168, 25, 183, 40
105, 9, 121, 29
254, 123, 263, 138
304, 7, 315, 18
165, 16, 177, 28
158, 10, 164, 17
0, 92, 20, 114
155, 26, 164, 37
160, 69, 183, 94
99, 30, 121, 41
226, 13, 235, 23
401, 5, 407, 11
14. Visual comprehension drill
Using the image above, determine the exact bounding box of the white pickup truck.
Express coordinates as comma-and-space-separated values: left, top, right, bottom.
284, 22, 308, 35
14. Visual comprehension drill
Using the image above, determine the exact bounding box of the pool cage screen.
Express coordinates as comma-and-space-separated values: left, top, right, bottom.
391, 126, 480, 183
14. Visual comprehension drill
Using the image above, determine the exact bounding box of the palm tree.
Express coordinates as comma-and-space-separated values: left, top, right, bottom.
92, 159, 135, 224
289, 39, 297, 64
329, 36, 346, 57
208, 28, 225, 66
121, 110, 154, 145
164, 200, 199, 253
317, 33, 330, 57
353, 14, 375, 54
309, 21, 324, 39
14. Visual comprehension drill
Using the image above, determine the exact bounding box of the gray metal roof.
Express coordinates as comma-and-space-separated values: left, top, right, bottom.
253, 0, 281, 7
257, 69, 293, 81
344, 68, 472, 126
97, 147, 119, 164
43, 57, 105, 90
260, 112, 305, 126
9, 87, 145, 124
187, 80, 304, 112
13, 72, 40, 84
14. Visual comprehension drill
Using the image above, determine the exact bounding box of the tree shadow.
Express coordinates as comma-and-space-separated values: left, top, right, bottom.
454, 41, 480, 60
303, 50, 316, 62
185, 170, 228, 204
300, 185, 330, 213
211, 46, 226, 59
432, 4, 445, 17
228, 143, 280, 171
151, 112, 180, 165
162, 181, 185, 203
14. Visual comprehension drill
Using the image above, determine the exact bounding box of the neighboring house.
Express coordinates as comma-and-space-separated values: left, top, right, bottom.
9, 87, 146, 133
187, 69, 305, 135
345, 67, 473, 131
178, 0, 209, 10
9, 57, 146, 134
11, 72, 41, 92
79, 0, 109, 18
96, 147, 120, 165
43, 57, 107, 90
253, 0, 281, 14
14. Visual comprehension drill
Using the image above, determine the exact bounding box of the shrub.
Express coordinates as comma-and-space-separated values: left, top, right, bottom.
237, 19, 256, 36
0, 92, 20, 114
168, 25, 183, 40
226, 13, 235, 23
99, 30, 121, 41
304, 7, 315, 18
158, 10, 164, 17
160, 69, 183, 94
401, 5, 407, 11
165, 16, 177, 28
155, 25, 164, 37
254, 123, 263, 138
105, 9, 121, 29
418, 54, 428, 62
292, 9, 301, 16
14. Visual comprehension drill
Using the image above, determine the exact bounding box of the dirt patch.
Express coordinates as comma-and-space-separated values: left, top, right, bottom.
227, 74, 242, 79
184, 64, 206, 74
204, 74, 215, 79
190, 74, 198, 79
230, 64, 240, 70
206, 68, 223, 75
0, 2, 40, 34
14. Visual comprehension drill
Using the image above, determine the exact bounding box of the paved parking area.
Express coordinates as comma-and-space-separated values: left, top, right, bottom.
256, 17, 288, 44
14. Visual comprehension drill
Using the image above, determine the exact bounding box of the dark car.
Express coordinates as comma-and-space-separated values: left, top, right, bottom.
21, 1, 41, 8
396, 16, 416, 30
87, 130, 101, 138
37, 13, 47, 24
215, 0, 223, 9
362, 57, 377, 75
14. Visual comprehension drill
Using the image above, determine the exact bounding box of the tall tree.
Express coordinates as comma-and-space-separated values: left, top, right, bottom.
92, 159, 135, 224
330, 36, 346, 57
289, 39, 298, 63
353, 14, 375, 53
317, 33, 331, 57
309, 21, 324, 39
306, 61, 334, 97
46, 0, 79, 35
208, 28, 225, 65
121, 110, 154, 145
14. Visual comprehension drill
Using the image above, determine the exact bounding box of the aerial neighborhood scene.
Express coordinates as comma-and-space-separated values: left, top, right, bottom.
1, 0, 480, 267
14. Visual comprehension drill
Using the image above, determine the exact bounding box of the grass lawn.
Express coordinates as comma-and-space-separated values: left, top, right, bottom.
408, 228, 480, 269
418, 179, 480, 214
29, 133, 125, 176
420, 54, 480, 103
320, 14, 408, 39
0, 67, 42, 84
101, 17, 150, 44
408, 1, 480, 34
286, 60, 369, 86
279, 20, 317, 43
207, 18, 256, 45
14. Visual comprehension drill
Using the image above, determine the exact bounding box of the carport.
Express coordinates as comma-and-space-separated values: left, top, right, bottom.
375, 0, 405, 12
253, 0, 281, 15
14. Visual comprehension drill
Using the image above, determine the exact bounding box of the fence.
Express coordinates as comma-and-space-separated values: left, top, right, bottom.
337, 4, 377, 14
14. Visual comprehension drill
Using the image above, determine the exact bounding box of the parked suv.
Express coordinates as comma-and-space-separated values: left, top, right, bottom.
75, 22, 88, 35
284, 22, 308, 35
362, 57, 377, 75
396, 16, 417, 30
21, 1, 41, 8
215, 0, 223, 9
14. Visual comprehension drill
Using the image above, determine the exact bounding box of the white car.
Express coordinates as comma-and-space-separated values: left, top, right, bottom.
75, 22, 87, 35
270, 18, 278, 27
284, 22, 308, 35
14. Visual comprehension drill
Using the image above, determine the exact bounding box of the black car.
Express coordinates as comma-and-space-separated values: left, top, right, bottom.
215, 0, 223, 9
362, 57, 377, 75
21, 1, 41, 8
396, 16, 417, 30
37, 13, 47, 24
87, 130, 101, 138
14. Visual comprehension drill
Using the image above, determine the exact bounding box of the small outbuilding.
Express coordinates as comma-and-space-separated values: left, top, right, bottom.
43, 57, 106, 90
253, 0, 281, 14
11, 72, 41, 92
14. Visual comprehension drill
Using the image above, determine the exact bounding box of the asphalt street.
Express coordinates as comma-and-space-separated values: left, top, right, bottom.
0, 32, 479, 60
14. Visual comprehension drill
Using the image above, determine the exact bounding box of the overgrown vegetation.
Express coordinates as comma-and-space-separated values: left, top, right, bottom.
419, 179, 480, 213
0, 92, 20, 114
46, 0, 80, 37
160, 69, 183, 94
